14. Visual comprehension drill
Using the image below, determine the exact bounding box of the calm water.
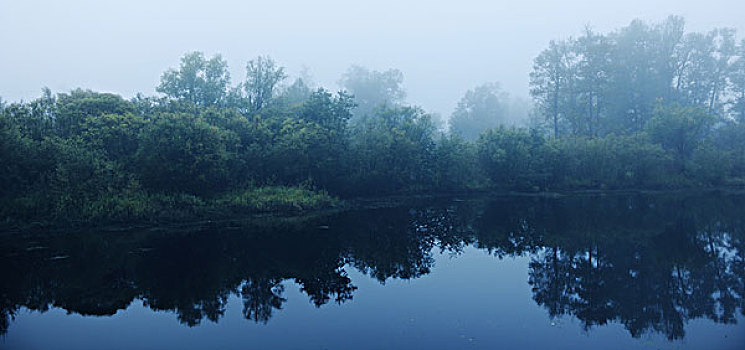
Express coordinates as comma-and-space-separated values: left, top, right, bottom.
1, 193, 744, 349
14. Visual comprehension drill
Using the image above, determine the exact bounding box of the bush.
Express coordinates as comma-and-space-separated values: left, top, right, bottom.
216, 186, 339, 212
134, 113, 239, 195
477, 127, 546, 189
552, 134, 671, 189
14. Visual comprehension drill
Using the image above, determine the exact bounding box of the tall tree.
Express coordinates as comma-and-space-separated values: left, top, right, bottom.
677, 28, 737, 116
574, 27, 612, 137
157, 52, 231, 107
730, 40, 745, 122
244, 56, 287, 112
530, 40, 573, 138
605, 20, 668, 133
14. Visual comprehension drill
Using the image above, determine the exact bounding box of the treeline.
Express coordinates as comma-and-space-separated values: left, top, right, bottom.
1, 17, 745, 225
529, 15, 745, 136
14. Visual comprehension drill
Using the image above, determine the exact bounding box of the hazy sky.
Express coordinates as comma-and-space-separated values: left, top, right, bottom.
1, 0, 743, 116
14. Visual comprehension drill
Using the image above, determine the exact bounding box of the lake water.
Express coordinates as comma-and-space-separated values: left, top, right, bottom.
1, 193, 744, 349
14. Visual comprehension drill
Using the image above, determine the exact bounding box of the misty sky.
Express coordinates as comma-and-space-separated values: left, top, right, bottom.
1, 0, 744, 117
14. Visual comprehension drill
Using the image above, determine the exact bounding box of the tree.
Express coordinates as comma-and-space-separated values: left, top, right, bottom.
278, 77, 313, 106
0, 88, 56, 141
530, 40, 573, 138
299, 89, 355, 132
275, 89, 355, 189
448, 83, 509, 141
339, 65, 406, 120
134, 113, 239, 195
244, 56, 287, 111
647, 104, 715, 167
729, 39, 745, 122
0, 112, 36, 199
349, 106, 436, 193
433, 134, 482, 190
81, 112, 145, 164
676, 28, 737, 116
605, 19, 671, 133
476, 127, 546, 188
55, 89, 134, 138
573, 27, 612, 137
157, 52, 231, 107
530, 17, 694, 137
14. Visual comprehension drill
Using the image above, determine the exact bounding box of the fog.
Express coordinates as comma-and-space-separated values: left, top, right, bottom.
1, 0, 744, 117
3, 4, 745, 346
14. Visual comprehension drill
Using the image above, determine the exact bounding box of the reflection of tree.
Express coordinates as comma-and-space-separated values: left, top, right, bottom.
241, 278, 286, 324
297, 267, 356, 307
0, 204, 466, 332
1, 194, 743, 340
345, 208, 437, 282
529, 247, 573, 318
520, 195, 745, 340
344, 206, 471, 282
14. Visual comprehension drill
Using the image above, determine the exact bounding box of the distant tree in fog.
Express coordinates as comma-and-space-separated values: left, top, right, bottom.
339, 65, 406, 120
449, 83, 508, 141
530, 16, 744, 137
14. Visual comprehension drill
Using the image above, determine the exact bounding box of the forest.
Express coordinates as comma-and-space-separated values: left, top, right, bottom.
1, 16, 745, 226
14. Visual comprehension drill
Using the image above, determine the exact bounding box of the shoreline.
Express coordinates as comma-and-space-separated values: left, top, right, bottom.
3, 185, 744, 235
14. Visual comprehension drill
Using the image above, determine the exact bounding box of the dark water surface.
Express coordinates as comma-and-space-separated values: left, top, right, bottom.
1, 193, 744, 349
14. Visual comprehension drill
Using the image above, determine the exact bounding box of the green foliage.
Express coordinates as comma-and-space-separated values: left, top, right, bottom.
712, 122, 745, 178
41, 137, 133, 222
433, 134, 483, 190
217, 186, 339, 212
244, 56, 287, 111
55, 89, 135, 138
3, 39, 745, 227
349, 106, 436, 193
82, 112, 145, 163
647, 104, 715, 164
134, 113, 239, 195
157, 52, 231, 107
477, 127, 546, 189
0, 114, 37, 198
688, 142, 732, 185
2, 88, 58, 140
551, 134, 671, 188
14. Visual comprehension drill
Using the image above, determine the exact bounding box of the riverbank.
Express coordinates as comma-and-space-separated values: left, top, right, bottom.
0, 186, 342, 233
4, 184, 745, 234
